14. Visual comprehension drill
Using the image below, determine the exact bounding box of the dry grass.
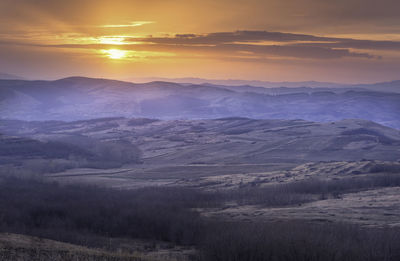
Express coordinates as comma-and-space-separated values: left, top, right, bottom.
0, 233, 149, 261
203, 186, 400, 227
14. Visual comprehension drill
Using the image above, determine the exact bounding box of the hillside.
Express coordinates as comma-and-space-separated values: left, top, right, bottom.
1, 77, 399, 128
0, 129, 141, 171
1, 118, 399, 166
0, 233, 147, 261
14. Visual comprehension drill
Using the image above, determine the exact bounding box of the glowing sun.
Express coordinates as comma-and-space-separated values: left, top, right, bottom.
103, 49, 127, 59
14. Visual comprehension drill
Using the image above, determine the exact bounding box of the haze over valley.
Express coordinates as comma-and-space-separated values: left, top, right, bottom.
1, 77, 400, 129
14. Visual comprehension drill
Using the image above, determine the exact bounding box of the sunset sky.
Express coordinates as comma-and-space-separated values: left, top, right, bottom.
1, 0, 400, 83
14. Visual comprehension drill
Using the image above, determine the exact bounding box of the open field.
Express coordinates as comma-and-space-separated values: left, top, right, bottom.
44, 163, 296, 189
1, 117, 400, 167
203, 186, 400, 227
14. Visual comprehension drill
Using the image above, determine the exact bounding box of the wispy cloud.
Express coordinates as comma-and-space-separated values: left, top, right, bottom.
132, 30, 400, 52
100, 21, 154, 28
3, 29, 400, 61
120, 30, 392, 60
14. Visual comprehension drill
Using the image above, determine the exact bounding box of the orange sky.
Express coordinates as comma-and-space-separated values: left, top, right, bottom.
1, 0, 400, 83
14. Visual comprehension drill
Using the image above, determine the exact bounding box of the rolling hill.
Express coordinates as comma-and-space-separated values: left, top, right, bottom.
0, 77, 399, 129
1, 117, 399, 165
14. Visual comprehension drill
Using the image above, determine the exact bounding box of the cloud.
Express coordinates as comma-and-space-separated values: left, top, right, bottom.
121, 30, 386, 59
2, 30, 391, 60
100, 21, 154, 28
2, 0, 400, 33
290, 39, 400, 51
132, 30, 400, 51
135, 31, 336, 45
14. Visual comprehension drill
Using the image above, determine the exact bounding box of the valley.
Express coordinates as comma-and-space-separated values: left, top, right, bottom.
1, 80, 400, 261
1, 117, 400, 231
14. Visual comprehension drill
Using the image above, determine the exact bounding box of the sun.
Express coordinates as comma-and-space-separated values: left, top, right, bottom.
103, 49, 127, 59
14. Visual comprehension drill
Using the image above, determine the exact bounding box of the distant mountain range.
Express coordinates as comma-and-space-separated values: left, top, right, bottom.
132, 77, 400, 93
0, 73, 24, 80
0, 76, 399, 129
131, 77, 346, 88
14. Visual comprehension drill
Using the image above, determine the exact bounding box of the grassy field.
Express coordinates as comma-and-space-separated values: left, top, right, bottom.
203, 186, 400, 227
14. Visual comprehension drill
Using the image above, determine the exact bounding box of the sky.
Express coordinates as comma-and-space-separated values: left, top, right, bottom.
1, 0, 400, 83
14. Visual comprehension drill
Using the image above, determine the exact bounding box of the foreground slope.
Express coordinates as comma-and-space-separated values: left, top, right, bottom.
0, 233, 147, 261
